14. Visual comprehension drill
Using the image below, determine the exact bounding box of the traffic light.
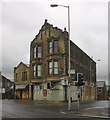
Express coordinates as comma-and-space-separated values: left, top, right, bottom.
75, 73, 85, 86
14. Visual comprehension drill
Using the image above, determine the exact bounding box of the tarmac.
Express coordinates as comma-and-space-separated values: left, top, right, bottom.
14, 99, 110, 119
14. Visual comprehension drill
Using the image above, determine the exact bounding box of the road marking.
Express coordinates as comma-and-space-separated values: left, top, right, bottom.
81, 114, 110, 119
84, 107, 106, 110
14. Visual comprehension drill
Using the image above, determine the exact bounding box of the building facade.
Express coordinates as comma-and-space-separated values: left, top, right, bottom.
28, 20, 96, 101
14, 62, 30, 99
2, 75, 14, 99
96, 81, 107, 100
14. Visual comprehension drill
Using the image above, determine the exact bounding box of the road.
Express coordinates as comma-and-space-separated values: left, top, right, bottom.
1, 99, 110, 119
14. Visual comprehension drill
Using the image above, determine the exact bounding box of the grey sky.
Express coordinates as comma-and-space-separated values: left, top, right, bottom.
1, 0, 108, 84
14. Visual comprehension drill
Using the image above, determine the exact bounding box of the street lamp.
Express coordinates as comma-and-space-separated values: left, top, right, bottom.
50, 4, 71, 110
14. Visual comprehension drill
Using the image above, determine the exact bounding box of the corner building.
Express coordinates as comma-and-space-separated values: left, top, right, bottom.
29, 20, 96, 101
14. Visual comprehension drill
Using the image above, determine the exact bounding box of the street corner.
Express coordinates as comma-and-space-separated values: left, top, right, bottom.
80, 107, 110, 119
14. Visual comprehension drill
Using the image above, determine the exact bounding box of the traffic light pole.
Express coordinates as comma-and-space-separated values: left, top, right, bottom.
77, 86, 80, 110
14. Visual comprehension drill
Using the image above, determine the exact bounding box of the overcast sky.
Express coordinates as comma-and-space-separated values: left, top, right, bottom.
1, 0, 109, 84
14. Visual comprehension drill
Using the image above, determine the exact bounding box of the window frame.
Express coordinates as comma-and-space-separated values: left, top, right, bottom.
53, 61, 58, 74
53, 40, 58, 53
48, 40, 58, 54
48, 60, 59, 75
32, 64, 42, 77
33, 45, 42, 58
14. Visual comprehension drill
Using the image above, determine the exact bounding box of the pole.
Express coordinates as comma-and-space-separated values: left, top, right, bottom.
67, 6, 71, 111
77, 86, 80, 110
50, 4, 71, 111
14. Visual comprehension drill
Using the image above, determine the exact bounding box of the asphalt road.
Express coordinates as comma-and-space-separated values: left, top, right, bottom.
1, 99, 110, 119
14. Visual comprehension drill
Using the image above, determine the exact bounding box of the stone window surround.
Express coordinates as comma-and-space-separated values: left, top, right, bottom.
48, 40, 58, 54
32, 64, 42, 77
33, 45, 42, 58
48, 60, 59, 75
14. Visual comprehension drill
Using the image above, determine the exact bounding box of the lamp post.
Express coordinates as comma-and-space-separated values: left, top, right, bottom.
50, 4, 71, 110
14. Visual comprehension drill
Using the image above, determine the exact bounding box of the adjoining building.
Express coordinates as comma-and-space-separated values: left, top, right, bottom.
96, 81, 107, 100
2, 74, 14, 99
14, 62, 30, 99
28, 20, 96, 101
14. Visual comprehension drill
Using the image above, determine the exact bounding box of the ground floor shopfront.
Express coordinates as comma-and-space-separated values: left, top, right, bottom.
15, 85, 29, 99
30, 80, 77, 102
28, 80, 97, 102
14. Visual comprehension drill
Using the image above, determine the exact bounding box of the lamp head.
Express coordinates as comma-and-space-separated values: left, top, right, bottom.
50, 4, 58, 7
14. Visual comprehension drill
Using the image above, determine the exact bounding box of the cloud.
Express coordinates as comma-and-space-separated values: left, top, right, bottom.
1, 2, 108, 84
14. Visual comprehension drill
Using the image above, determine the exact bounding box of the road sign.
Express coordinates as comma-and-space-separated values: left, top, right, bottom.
68, 69, 75, 74
2, 88, 5, 93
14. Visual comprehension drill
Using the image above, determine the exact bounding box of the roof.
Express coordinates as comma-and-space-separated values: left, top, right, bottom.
16, 62, 30, 68
96, 81, 105, 87
16, 85, 27, 89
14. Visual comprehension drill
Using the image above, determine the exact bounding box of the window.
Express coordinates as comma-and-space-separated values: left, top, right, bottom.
48, 40, 58, 54
33, 46, 37, 58
48, 60, 58, 75
38, 47, 42, 57
54, 40, 58, 53
33, 64, 36, 77
49, 41, 53, 54
37, 65, 41, 76
22, 71, 27, 81
49, 61, 52, 74
54, 61, 58, 74
33, 64, 42, 77
33, 46, 42, 58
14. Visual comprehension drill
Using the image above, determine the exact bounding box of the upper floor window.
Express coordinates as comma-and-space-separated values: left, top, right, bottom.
33, 64, 42, 77
54, 61, 58, 74
48, 40, 58, 54
54, 40, 58, 53
48, 60, 58, 75
22, 71, 27, 81
37, 65, 41, 76
49, 41, 53, 54
33, 46, 42, 58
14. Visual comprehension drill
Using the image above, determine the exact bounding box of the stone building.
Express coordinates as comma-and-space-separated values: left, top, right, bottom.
14, 62, 30, 99
2, 75, 14, 99
28, 20, 96, 101
96, 81, 107, 100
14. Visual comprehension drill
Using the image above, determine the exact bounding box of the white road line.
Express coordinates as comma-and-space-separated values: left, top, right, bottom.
84, 107, 106, 110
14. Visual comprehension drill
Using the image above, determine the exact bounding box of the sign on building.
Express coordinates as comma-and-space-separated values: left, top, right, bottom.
2, 88, 5, 93
68, 69, 75, 74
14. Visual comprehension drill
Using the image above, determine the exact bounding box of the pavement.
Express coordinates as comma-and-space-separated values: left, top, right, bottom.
60, 107, 110, 119
14, 99, 110, 119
